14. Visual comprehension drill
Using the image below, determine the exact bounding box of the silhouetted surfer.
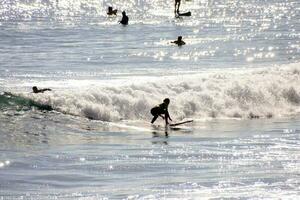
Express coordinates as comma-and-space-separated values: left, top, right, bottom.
32, 86, 51, 93
174, 0, 191, 18
175, 0, 181, 14
151, 98, 172, 125
171, 36, 186, 46
107, 6, 117, 16
120, 11, 129, 25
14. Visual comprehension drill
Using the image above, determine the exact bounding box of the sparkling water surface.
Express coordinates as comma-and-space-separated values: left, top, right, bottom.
1, 112, 300, 199
1, 0, 300, 199
0, 0, 299, 88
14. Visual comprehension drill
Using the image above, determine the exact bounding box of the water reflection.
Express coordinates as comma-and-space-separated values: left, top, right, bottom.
152, 130, 169, 145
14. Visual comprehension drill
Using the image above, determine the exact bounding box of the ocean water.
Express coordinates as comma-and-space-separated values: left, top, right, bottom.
1, 0, 300, 199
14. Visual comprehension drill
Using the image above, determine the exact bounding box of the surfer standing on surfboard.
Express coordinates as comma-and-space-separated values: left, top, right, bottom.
150, 98, 173, 125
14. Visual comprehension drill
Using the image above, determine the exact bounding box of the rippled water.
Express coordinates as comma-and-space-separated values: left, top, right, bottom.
1, 0, 300, 199
1, 112, 300, 199
1, 0, 299, 87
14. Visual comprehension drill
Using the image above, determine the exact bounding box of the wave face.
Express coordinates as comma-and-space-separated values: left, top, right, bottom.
0, 92, 52, 112
16, 64, 300, 121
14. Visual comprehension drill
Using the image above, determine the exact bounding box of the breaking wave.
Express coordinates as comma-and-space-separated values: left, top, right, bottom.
14, 63, 300, 121
0, 92, 52, 112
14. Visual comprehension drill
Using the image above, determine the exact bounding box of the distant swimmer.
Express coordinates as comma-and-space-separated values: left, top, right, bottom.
175, 0, 181, 14
107, 6, 117, 16
119, 11, 129, 25
151, 98, 173, 125
171, 36, 186, 46
32, 86, 52, 94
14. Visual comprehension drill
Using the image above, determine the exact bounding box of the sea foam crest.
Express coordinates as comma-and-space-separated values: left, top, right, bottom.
20, 64, 300, 121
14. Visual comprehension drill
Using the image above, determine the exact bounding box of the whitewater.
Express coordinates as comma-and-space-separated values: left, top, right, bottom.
9, 64, 300, 121
0, 0, 300, 199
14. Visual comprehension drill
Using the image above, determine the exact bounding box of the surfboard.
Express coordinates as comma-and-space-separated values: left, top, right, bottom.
107, 120, 193, 133
169, 120, 193, 127
178, 11, 191, 17
108, 121, 169, 134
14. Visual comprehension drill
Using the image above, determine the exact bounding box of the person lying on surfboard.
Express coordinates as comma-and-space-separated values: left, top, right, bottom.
32, 86, 51, 93
171, 36, 186, 46
107, 6, 118, 16
150, 98, 172, 125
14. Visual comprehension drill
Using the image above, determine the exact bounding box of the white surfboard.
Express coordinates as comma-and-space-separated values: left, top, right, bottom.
169, 120, 193, 127
107, 120, 193, 133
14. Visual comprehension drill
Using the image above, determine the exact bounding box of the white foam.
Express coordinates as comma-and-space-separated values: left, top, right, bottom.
19, 63, 300, 121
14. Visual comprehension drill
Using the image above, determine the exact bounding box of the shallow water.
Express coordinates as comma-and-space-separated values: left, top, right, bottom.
1, 0, 300, 199
1, 112, 300, 199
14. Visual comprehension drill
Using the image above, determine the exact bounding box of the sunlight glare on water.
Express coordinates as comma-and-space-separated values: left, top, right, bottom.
0, 0, 300, 199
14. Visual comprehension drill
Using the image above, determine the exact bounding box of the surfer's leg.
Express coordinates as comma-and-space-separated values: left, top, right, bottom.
151, 115, 159, 124
164, 113, 169, 125
150, 107, 160, 123
177, 1, 180, 13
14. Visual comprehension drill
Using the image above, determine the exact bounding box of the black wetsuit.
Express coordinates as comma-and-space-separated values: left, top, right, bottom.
175, 0, 181, 13
120, 15, 128, 25
150, 102, 170, 124
173, 40, 185, 46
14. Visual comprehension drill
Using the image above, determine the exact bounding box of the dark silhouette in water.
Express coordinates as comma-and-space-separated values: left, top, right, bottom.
152, 131, 169, 143
171, 36, 186, 46
150, 98, 172, 125
120, 11, 129, 25
32, 86, 52, 94
175, 0, 181, 14
107, 6, 118, 15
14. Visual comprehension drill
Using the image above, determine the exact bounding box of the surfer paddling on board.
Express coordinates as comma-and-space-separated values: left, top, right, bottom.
32, 86, 51, 94
151, 98, 172, 125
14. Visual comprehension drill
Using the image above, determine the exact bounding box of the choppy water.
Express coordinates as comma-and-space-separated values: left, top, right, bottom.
1, 0, 300, 199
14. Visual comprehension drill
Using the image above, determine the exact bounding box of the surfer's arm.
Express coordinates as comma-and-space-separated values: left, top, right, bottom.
166, 110, 172, 121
